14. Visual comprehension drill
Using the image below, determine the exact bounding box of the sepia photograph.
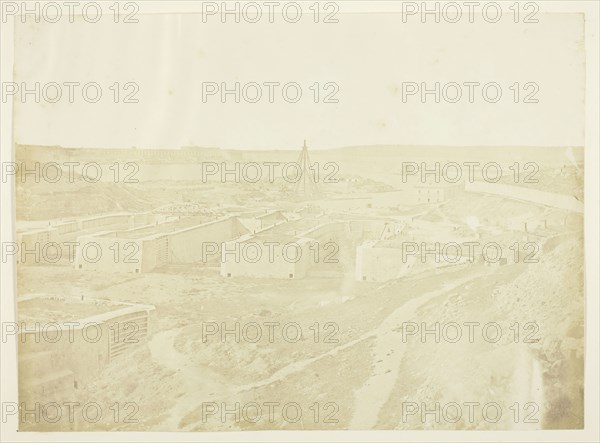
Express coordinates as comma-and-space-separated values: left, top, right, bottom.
0, 1, 598, 441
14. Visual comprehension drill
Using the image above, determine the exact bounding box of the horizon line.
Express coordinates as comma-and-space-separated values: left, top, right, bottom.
15, 143, 583, 152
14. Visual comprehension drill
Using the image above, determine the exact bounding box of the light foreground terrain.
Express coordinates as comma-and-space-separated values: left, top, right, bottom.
15, 145, 584, 431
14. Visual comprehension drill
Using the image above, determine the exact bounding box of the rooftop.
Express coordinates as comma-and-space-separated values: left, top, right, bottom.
17, 293, 155, 327
95, 215, 215, 240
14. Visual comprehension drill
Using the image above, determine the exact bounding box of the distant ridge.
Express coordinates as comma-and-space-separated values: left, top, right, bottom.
15, 143, 583, 155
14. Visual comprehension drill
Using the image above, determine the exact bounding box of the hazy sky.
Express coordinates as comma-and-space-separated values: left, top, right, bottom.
12, 8, 585, 150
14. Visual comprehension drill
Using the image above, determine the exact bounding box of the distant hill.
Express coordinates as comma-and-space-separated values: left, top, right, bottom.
15, 143, 584, 165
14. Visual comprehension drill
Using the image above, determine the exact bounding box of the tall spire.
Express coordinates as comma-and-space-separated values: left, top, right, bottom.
293, 140, 320, 197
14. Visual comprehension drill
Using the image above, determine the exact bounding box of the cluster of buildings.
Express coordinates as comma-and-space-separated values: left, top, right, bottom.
13, 150, 581, 282
14, 200, 570, 283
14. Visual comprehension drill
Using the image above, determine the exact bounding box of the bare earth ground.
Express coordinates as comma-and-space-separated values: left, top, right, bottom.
17, 231, 583, 431
14, 150, 584, 431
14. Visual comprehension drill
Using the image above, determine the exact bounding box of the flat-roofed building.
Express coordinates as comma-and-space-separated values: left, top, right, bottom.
221, 219, 343, 279
74, 215, 251, 273
17, 293, 156, 404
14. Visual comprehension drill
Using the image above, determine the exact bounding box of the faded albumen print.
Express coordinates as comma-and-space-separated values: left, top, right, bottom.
1, 1, 593, 437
